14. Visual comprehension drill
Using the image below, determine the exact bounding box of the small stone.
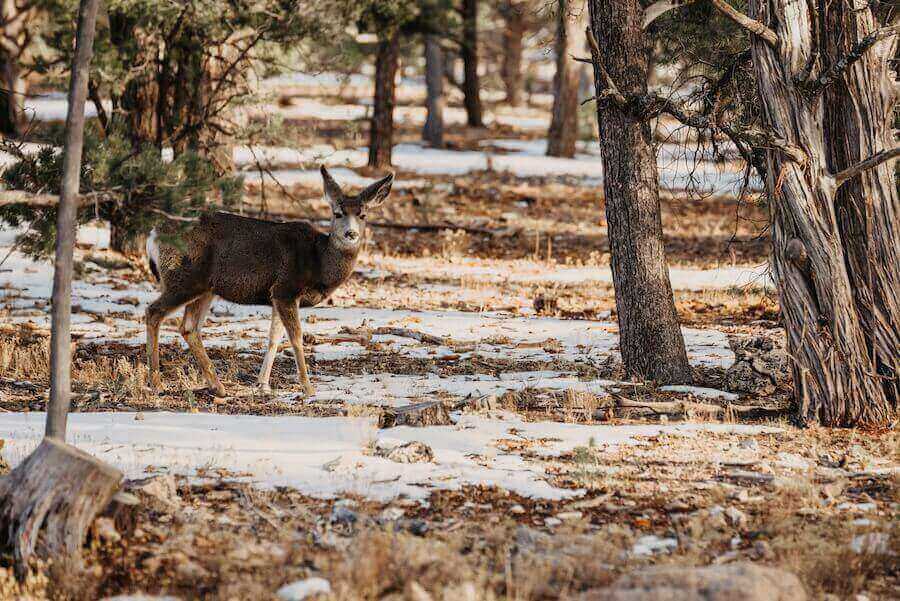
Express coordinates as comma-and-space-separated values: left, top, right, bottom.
509, 504, 526, 514
94, 517, 121, 543
380, 441, 434, 464
725, 507, 748, 528
330, 505, 357, 526
739, 438, 759, 451
134, 412, 145, 421
544, 517, 562, 527
380, 506, 405, 521
405, 519, 429, 536
556, 511, 583, 521
130, 474, 180, 511
753, 540, 773, 559
276, 577, 332, 600
175, 558, 209, 580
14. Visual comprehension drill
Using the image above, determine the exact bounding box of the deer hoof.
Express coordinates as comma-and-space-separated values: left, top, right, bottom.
211, 384, 227, 398
302, 384, 316, 398
257, 383, 273, 395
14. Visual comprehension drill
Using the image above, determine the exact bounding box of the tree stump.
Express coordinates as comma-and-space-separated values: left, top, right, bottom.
0, 437, 122, 574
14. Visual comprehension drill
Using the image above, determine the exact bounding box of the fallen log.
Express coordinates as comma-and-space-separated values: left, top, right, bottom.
608, 397, 786, 421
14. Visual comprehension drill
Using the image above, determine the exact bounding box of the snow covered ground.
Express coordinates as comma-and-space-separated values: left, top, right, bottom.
0, 411, 778, 500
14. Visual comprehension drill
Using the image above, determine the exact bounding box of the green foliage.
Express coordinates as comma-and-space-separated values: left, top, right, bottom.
0, 124, 241, 259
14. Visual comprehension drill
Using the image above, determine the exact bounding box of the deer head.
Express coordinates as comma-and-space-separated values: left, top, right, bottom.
320, 165, 394, 250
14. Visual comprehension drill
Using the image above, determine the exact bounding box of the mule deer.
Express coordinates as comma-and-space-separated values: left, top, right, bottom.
145, 166, 394, 397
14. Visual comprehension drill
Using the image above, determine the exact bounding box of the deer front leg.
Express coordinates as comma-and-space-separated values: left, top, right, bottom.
272, 299, 315, 397
181, 292, 226, 398
146, 290, 198, 392
257, 309, 285, 393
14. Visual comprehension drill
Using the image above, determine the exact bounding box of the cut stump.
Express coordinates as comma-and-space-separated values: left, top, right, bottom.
378, 401, 453, 428
0, 437, 123, 574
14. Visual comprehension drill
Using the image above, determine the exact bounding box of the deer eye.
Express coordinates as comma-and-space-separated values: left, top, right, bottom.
333, 210, 344, 218
359, 212, 367, 220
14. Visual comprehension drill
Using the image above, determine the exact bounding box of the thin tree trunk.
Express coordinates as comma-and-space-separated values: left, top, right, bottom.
46, 0, 102, 439
423, 34, 444, 147
0, 54, 25, 137
587, 0, 692, 384
547, 0, 581, 158
369, 28, 400, 168
748, 0, 898, 426
500, 0, 526, 107
461, 0, 483, 127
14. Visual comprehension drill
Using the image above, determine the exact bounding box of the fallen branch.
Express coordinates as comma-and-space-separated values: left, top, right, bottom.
372, 327, 447, 346
612, 397, 786, 421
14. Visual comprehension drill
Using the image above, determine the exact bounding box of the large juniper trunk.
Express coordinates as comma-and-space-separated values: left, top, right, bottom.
587, 0, 692, 384
547, 0, 581, 158
748, 0, 899, 426
461, 0, 484, 127
369, 28, 400, 168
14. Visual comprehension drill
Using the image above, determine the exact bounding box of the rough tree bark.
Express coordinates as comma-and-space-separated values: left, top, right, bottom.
746, 0, 899, 425
461, 0, 483, 127
547, 0, 581, 158
0, 0, 122, 575
423, 34, 444, 147
587, 0, 692, 384
499, 0, 527, 107
369, 27, 400, 168
0, 0, 32, 138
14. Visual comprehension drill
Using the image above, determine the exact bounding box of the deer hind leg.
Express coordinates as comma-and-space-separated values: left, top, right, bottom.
180, 291, 225, 397
272, 299, 314, 397
146, 289, 202, 391
257, 309, 285, 393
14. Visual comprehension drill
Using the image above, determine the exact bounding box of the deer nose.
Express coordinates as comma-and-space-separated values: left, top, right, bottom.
345, 230, 358, 241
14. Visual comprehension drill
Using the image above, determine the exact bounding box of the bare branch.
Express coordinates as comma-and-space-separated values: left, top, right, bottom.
0, 190, 60, 207
709, 0, 778, 46
832, 147, 900, 186
585, 27, 627, 106
642, 0, 778, 47
808, 25, 900, 93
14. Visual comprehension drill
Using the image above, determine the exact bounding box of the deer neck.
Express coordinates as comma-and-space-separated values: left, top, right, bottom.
319, 233, 360, 289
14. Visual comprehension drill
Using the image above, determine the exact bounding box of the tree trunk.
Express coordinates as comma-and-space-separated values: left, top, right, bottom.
0, 53, 25, 137
748, 0, 898, 426
587, 0, 692, 384
547, 0, 581, 158
461, 0, 484, 127
0, 0, 122, 578
423, 34, 444, 147
500, 0, 526, 107
369, 28, 400, 168
0, 0, 29, 138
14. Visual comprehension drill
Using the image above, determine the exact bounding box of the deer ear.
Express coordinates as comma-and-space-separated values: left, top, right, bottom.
320, 165, 343, 208
360, 172, 394, 208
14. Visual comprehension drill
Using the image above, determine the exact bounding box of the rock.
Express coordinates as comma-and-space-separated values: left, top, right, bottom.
724, 336, 788, 395
378, 401, 453, 428
404, 518, 429, 536
510, 504, 526, 514
174, 558, 209, 580
725, 507, 748, 529
378, 441, 434, 463
556, 511, 583, 521
630, 535, 678, 557
738, 439, 759, 451
380, 506, 405, 521
330, 504, 358, 526
94, 516, 121, 543
544, 517, 562, 527
130, 474, 180, 512
277, 577, 332, 600
580, 563, 807, 600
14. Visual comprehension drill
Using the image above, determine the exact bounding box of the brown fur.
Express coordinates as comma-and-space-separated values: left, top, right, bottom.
145, 167, 393, 397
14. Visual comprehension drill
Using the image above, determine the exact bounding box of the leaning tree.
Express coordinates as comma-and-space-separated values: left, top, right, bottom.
0, 0, 124, 576
633, 0, 899, 426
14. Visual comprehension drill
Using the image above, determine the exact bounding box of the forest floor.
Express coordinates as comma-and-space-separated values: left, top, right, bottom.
0, 77, 897, 600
